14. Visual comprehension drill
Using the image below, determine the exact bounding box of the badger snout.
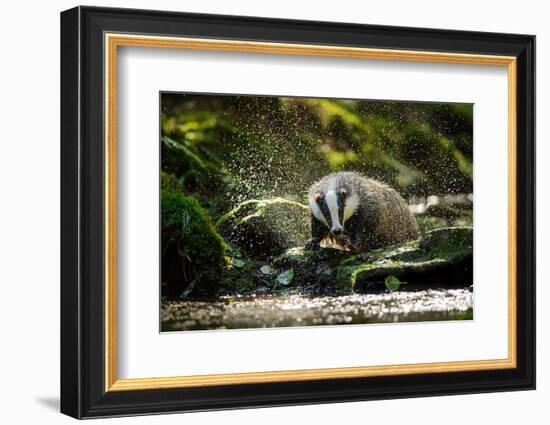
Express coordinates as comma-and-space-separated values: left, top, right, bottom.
331, 226, 343, 236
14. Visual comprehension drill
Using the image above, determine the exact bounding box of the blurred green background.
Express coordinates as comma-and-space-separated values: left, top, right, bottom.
161, 94, 472, 216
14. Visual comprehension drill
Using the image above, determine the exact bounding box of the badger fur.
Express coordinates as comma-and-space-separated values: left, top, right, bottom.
305, 172, 420, 252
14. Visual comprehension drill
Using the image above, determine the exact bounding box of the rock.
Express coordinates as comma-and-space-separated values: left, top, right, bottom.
217, 198, 310, 260
419, 226, 472, 255
414, 195, 473, 234
270, 227, 473, 294
272, 246, 352, 290
348, 227, 473, 292
161, 185, 228, 298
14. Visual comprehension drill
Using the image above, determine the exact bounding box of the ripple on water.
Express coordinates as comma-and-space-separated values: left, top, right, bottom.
161, 289, 473, 331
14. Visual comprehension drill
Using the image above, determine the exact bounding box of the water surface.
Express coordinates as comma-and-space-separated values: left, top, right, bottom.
161, 288, 473, 331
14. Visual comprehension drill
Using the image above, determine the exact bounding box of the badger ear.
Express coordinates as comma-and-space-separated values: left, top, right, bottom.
340, 188, 347, 200
314, 192, 324, 202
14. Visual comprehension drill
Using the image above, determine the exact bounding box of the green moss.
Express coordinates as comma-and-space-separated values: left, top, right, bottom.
419, 227, 473, 259
351, 227, 473, 292
221, 257, 257, 292
161, 171, 180, 192
216, 198, 309, 227
161, 190, 227, 297
269, 228, 472, 294
217, 198, 311, 259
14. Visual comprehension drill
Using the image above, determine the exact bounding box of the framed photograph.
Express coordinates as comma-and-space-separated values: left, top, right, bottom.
60, 6, 535, 419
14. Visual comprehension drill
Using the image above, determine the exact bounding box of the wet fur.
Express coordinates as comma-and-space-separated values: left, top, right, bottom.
305, 172, 420, 252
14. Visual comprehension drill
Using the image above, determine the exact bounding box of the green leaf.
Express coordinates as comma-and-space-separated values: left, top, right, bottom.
227, 244, 242, 257
276, 269, 294, 286
260, 265, 274, 275
233, 259, 245, 268
384, 275, 401, 292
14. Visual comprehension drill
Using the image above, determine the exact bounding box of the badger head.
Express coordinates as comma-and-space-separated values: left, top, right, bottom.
309, 188, 358, 236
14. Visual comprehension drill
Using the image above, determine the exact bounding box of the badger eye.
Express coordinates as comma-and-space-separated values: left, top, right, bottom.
340, 189, 347, 200
314, 192, 324, 202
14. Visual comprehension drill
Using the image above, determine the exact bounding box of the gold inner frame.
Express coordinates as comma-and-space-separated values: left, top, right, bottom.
104, 33, 518, 392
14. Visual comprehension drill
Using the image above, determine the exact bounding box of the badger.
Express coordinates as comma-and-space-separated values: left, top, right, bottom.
305, 172, 420, 252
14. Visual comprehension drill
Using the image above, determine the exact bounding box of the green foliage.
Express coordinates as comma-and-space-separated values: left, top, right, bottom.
221, 256, 257, 292
161, 94, 473, 219
232, 258, 245, 268
276, 268, 295, 286
160, 170, 180, 192
260, 265, 274, 275
305, 99, 473, 195
161, 189, 227, 297
385, 275, 401, 292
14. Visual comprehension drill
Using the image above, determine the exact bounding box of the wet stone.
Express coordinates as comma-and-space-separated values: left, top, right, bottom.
217, 198, 310, 260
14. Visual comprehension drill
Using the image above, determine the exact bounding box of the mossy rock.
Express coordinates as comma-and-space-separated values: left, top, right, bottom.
415, 205, 473, 234
161, 170, 180, 192
217, 198, 310, 260
161, 189, 227, 298
351, 227, 472, 291
419, 226, 472, 256
269, 227, 472, 294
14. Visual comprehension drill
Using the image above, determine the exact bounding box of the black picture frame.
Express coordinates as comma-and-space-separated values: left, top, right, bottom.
61, 5, 535, 419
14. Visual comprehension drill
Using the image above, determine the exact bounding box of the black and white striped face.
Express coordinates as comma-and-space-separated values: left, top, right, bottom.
309, 188, 358, 235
